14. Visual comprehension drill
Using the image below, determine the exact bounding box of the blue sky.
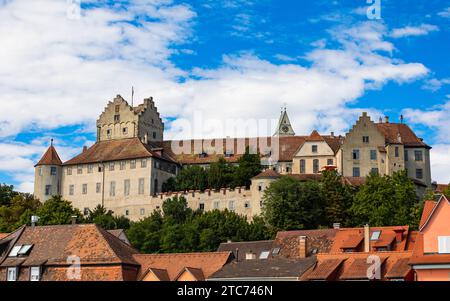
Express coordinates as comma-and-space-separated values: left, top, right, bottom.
0, 0, 449, 191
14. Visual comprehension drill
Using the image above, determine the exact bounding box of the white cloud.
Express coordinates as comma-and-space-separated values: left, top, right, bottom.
430, 144, 450, 184
390, 24, 439, 38
438, 7, 450, 18
422, 78, 450, 92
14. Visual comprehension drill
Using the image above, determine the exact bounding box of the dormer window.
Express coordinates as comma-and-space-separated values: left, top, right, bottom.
7, 268, 17, 281
30, 267, 40, 281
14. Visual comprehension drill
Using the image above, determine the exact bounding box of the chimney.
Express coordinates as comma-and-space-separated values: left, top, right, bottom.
330, 132, 335, 137
245, 251, 257, 260
83, 146, 88, 153
364, 224, 370, 252
31, 216, 39, 228
384, 116, 389, 123
393, 229, 406, 243
333, 223, 341, 229
298, 236, 307, 258
71, 215, 77, 225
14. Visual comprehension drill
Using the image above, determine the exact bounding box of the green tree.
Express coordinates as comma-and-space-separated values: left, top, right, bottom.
443, 184, 450, 197
262, 176, 325, 232
349, 170, 419, 227
207, 158, 234, 190
232, 147, 262, 188
127, 210, 163, 253
35, 195, 82, 225
85, 205, 130, 230
321, 170, 353, 227
0, 194, 41, 232
162, 177, 177, 192
0, 184, 18, 207
162, 196, 192, 224
174, 166, 208, 191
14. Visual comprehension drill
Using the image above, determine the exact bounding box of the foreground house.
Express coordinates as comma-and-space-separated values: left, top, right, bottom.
410, 194, 450, 281
133, 252, 233, 281
0, 224, 140, 281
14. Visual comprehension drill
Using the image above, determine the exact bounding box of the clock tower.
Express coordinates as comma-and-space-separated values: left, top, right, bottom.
274, 107, 295, 136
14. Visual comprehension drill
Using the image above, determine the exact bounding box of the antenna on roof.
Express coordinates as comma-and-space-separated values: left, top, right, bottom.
50, 138, 54, 147
400, 114, 404, 124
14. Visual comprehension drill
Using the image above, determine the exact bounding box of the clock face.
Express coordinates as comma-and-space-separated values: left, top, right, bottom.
282, 125, 289, 133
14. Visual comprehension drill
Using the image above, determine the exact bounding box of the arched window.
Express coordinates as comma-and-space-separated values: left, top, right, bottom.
313, 159, 319, 173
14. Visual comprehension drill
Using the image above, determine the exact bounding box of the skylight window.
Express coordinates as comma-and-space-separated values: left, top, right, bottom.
259, 251, 270, 259
8, 246, 22, 257
271, 248, 280, 255
18, 245, 33, 255
371, 231, 381, 241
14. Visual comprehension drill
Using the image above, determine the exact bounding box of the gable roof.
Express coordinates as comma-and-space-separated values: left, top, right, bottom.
144, 268, 170, 281
306, 258, 345, 280
217, 240, 275, 261
64, 138, 176, 166
133, 252, 232, 281
0, 224, 139, 268
252, 170, 281, 180
419, 194, 449, 231
175, 267, 205, 281
375, 123, 430, 148
419, 200, 437, 229
35, 145, 62, 166
305, 130, 325, 142
210, 257, 316, 280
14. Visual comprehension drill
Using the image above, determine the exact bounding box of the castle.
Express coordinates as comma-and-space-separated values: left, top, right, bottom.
34, 95, 432, 221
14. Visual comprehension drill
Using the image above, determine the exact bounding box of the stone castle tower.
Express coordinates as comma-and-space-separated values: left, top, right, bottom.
96, 95, 164, 143
34, 140, 63, 202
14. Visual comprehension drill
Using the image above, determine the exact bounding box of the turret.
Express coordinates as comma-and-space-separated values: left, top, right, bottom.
34, 139, 63, 202
273, 107, 295, 136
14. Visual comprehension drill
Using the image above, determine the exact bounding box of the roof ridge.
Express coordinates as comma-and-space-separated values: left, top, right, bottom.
134, 251, 232, 257
95, 225, 139, 257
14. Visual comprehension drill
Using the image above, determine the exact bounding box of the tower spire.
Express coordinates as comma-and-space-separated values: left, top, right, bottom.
273, 106, 295, 137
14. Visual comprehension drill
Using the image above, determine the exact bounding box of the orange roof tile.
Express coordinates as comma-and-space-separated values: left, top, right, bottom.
146, 268, 170, 281
305, 130, 325, 142
133, 252, 232, 281
35, 145, 62, 166
0, 233, 9, 240
375, 123, 430, 148
340, 235, 364, 249
339, 256, 388, 280
410, 233, 450, 265
252, 169, 281, 179
306, 258, 345, 280
419, 201, 437, 229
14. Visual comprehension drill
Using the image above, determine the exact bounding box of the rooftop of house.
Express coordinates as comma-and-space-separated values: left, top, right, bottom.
217, 240, 275, 261
209, 256, 317, 280
0, 233, 9, 240
132, 252, 233, 281
35, 144, 62, 167
0, 224, 139, 269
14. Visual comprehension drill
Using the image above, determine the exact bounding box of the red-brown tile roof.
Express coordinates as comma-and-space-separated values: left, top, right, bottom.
385, 258, 411, 279
419, 200, 437, 229
133, 252, 232, 281
35, 145, 62, 166
274, 229, 337, 258
340, 235, 364, 249
306, 130, 325, 142
339, 256, 388, 280
375, 123, 430, 148
64, 138, 176, 165
252, 169, 281, 179
0, 233, 9, 240
306, 258, 345, 280
146, 268, 170, 281
176, 267, 205, 281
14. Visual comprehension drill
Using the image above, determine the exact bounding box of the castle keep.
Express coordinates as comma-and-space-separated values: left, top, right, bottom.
34, 96, 432, 221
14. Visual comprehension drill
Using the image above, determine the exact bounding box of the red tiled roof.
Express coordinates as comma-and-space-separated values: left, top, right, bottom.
64, 138, 176, 165
0, 233, 9, 240
419, 200, 437, 229
375, 123, 430, 148
306, 258, 345, 280
340, 235, 364, 249
252, 169, 281, 179
35, 145, 62, 166
339, 256, 388, 280
274, 229, 337, 258
133, 252, 232, 281
385, 258, 411, 279
176, 267, 205, 281
146, 268, 170, 281
305, 130, 325, 142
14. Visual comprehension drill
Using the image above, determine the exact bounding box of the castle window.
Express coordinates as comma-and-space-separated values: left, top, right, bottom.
153, 132, 156, 139
228, 200, 235, 211
371, 168, 379, 175
416, 169, 423, 179
130, 160, 136, 169
98, 165, 103, 172
125, 210, 129, 216
327, 159, 334, 166
395, 146, 399, 158
115, 105, 120, 113
77, 166, 83, 174
114, 114, 120, 123
45, 185, 52, 196
120, 161, 126, 170
107, 129, 112, 138
110, 181, 116, 197
140, 208, 145, 215
141, 159, 147, 168
245, 201, 251, 209
370, 150, 377, 160
69, 185, 74, 196
138, 178, 145, 195
258, 183, 263, 191
122, 127, 128, 135
50, 166, 57, 176
38, 167, 42, 176
363, 136, 369, 143
82, 184, 87, 195
199, 203, 205, 211
312, 145, 318, 153
300, 159, 306, 174
88, 164, 93, 173
353, 167, 360, 177
214, 201, 220, 210
404, 150, 409, 161
414, 150, 423, 162
109, 162, 115, 171
313, 159, 319, 173
124, 179, 130, 196
67, 167, 72, 175
352, 149, 360, 160
96, 183, 101, 194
